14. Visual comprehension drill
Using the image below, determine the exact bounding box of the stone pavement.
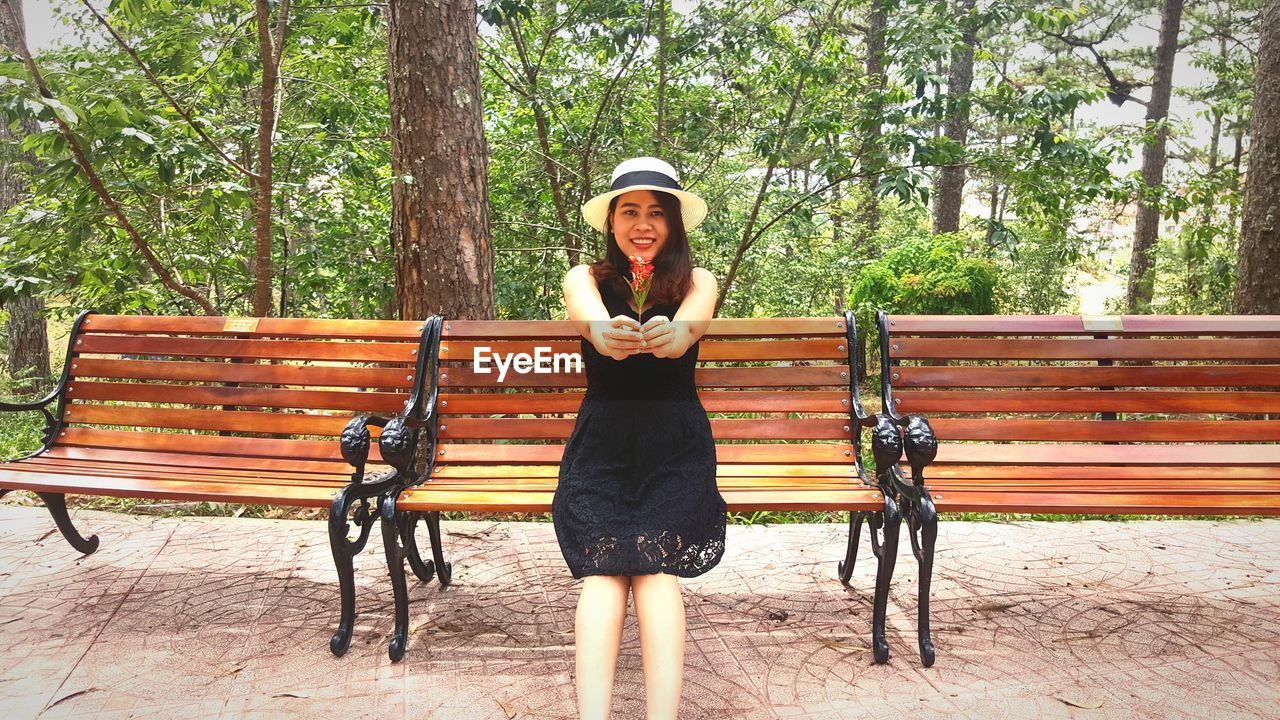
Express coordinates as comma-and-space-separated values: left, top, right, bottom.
0, 505, 1277, 719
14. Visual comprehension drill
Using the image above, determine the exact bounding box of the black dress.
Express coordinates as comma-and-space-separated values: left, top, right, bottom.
552, 281, 727, 579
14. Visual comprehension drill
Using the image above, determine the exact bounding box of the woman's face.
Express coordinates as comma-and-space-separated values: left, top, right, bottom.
610, 190, 669, 262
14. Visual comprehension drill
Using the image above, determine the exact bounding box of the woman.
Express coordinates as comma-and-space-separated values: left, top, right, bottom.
552, 157, 727, 720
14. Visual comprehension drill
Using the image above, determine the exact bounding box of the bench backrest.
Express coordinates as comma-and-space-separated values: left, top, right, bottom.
429, 315, 869, 483
880, 314, 1280, 461
54, 313, 429, 464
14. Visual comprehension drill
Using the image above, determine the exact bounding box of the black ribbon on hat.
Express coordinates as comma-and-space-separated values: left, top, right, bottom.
610, 170, 682, 192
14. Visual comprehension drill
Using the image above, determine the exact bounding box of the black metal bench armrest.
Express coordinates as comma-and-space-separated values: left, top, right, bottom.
0, 394, 58, 412
336, 316, 445, 489
0, 311, 94, 463
871, 311, 940, 494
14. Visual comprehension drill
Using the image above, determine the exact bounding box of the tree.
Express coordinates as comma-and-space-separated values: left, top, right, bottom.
0, 0, 49, 392
1127, 0, 1185, 314
931, 0, 976, 235
1234, 0, 1280, 314
388, 0, 493, 320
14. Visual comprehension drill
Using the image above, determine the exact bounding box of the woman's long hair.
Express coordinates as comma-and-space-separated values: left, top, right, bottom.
589, 190, 693, 307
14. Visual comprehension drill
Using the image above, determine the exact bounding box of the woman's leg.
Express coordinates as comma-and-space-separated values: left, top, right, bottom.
576, 574, 631, 720
630, 573, 685, 720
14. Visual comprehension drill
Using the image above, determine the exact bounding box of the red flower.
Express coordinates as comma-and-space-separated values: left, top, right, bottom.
627, 255, 654, 322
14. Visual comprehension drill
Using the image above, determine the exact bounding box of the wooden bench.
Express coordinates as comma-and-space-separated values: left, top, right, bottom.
874, 312, 1280, 665
370, 313, 926, 663
0, 312, 443, 657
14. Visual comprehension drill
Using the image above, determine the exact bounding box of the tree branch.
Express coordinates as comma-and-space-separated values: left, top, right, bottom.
2, 0, 216, 314
79, 1, 260, 180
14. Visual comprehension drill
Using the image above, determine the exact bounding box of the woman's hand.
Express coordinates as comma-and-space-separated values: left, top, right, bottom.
591, 315, 645, 361
639, 315, 684, 358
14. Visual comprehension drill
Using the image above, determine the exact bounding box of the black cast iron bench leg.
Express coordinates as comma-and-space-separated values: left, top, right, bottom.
36, 492, 99, 555
402, 512, 437, 583
870, 495, 901, 664
837, 510, 866, 586
328, 485, 380, 657
424, 510, 452, 587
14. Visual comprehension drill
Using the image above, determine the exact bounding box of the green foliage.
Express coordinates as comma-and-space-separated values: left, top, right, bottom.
851, 232, 998, 324
0, 0, 1260, 323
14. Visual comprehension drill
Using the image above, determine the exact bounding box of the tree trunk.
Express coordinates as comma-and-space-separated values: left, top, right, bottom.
388, 0, 494, 321
655, 0, 667, 155
1, 0, 50, 392
252, 0, 288, 317
1234, 0, 1280, 314
1126, 0, 1184, 314
932, 0, 977, 235
859, 0, 887, 243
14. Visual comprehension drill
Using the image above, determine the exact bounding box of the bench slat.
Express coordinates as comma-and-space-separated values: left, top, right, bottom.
436, 390, 852, 414
10, 458, 352, 486
64, 404, 367, 437
891, 338, 1280, 360
72, 358, 415, 389
432, 443, 855, 464
894, 365, 1280, 388
0, 469, 342, 507
57, 428, 378, 462
68, 382, 404, 413
441, 338, 847, 362
77, 334, 418, 363
932, 443, 1280, 466
928, 419, 1280, 442
441, 364, 851, 389
429, 463, 861, 479
921, 464, 1280, 479
395, 487, 881, 513
886, 314, 1280, 336
436, 417, 852, 441
41, 446, 361, 474
928, 490, 1280, 515
896, 389, 1280, 414
443, 317, 848, 339
82, 315, 424, 340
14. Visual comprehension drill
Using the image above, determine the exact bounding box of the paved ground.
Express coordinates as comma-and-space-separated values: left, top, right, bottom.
0, 505, 1277, 719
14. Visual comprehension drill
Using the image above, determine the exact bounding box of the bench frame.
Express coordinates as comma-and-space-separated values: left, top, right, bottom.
875, 310, 1280, 667
370, 311, 929, 664
0, 310, 442, 658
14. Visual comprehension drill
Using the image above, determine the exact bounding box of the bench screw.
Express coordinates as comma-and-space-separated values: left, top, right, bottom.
441, 400, 448, 407
441, 374, 448, 380
892, 373, 899, 380
72, 364, 78, 369
406, 375, 413, 381
891, 344, 899, 351
840, 371, 847, 379
445, 324, 451, 331
841, 399, 849, 406
76, 339, 82, 345
439, 425, 446, 432
411, 349, 418, 355
844, 450, 851, 456
894, 398, 901, 404
890, 320, 896, 326
439, 450, 445, 456
843, 425, 850, 432
837, 344, 845, 352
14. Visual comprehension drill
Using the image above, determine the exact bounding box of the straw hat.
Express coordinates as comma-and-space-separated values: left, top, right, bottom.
581, 157, 709, 233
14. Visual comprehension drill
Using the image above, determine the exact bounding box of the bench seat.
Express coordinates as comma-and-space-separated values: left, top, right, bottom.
874, 312, 1280, 666
1, 312, 441, 658
375, 313, 911, 663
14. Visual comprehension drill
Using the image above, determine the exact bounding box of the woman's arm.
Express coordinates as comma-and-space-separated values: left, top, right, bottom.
563, 264, 644, 361
644, 267, 717, 358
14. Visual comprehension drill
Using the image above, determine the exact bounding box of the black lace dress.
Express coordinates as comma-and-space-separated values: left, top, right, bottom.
552, 281, 727, 579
